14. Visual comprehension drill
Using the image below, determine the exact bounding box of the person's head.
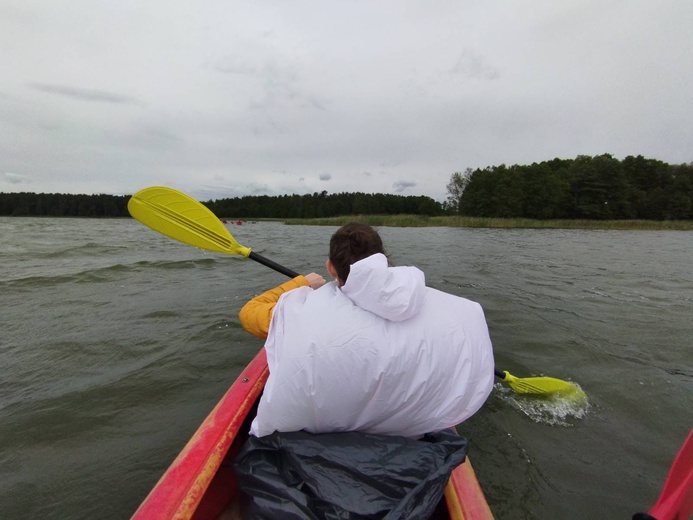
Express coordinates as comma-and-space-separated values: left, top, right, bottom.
326, 222, 385, 286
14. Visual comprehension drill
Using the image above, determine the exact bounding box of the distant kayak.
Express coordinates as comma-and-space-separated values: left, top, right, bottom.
129, 348, 494, 519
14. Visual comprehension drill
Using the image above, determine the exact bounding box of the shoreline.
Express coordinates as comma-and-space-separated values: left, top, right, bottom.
3, 214, 692, 230
281, 215, 693, 230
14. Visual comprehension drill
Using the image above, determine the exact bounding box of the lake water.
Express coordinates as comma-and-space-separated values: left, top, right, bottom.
1, 217, 691, 519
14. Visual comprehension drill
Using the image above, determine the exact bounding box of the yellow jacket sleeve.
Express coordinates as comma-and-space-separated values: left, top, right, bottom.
238, 276, 309, 339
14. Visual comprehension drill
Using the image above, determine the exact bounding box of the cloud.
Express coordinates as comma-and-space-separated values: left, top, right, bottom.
319, 173, 332, 181
392, 180, 417, 193
2, 172, 31, 185
0, 2, 690, 201
213, 50, 326, 112
449, 49, 499, 80
29, 83, 138, 104
191, 181, 273, 202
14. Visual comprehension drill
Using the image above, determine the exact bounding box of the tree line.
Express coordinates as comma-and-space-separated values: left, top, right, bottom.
447, 154, 693, 220
0, 190, 442, 218
0, 192, 131, 217
205, 191, 442, 218
2, 154, 691, 220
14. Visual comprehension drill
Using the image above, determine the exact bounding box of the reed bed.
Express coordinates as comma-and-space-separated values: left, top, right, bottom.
283, 215, 693, 230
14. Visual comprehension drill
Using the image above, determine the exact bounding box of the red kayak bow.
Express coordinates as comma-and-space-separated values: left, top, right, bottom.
635, 428, 693, 520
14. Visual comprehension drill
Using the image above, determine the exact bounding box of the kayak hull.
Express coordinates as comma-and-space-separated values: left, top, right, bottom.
131, 348, 493, 520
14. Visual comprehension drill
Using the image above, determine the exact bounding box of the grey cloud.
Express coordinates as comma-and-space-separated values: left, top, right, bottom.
213, 59, 258, 76
193, 181, 272, 201
2, 172, 31, 184
214, 53, 326, 112
319, 173, 332, 181
393, 180, 417, 193
247, 182, 273, 195
450, 49, 499, 80
29, 83, 138, 104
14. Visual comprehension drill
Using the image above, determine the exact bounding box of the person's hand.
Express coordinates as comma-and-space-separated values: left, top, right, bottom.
304, 272, 327, 290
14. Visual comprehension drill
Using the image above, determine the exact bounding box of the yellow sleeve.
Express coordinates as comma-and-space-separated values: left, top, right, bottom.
238, 276, 309, 339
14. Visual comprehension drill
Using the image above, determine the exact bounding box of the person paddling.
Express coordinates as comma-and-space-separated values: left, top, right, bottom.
239, 222, 495, 438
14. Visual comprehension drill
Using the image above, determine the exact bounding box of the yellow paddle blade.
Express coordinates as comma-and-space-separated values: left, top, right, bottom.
500, 370, 586, 399
128, 186, 251, 257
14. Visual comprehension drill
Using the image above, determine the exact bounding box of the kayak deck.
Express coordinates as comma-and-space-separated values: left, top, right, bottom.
131, 349, 493, 520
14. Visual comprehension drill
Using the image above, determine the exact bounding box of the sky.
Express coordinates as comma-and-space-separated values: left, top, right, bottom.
1, 1, 692, 202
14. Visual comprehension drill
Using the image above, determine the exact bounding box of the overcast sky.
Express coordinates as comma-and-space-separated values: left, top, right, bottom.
2, 1, 691, 202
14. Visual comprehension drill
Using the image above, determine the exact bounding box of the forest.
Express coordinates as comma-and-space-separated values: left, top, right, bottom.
205, 191, 441, 218
0, 190, 441, 218
448, 154, 693, 220
1, 154, 691, 220
0, 193, 132, 218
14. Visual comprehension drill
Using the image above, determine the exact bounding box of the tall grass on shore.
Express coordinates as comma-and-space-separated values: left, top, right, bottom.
283, 215, 693, 230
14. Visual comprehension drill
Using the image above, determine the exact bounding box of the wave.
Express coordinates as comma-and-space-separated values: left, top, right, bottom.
139, 258, 220, 270
0, 343, 198, 432
42, 242, 129, 259
1, 258, 222, 290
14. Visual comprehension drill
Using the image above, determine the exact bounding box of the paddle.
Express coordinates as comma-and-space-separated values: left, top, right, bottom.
128, 185, 585, 398
127, 186, 299, 278
633, 428, 693, 520
494, 369, 584, 397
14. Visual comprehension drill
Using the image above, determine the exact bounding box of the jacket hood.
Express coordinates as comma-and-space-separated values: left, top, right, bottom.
340, 253, 426, 322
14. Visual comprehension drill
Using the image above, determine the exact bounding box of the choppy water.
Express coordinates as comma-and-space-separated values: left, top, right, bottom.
1, 217, 691, 519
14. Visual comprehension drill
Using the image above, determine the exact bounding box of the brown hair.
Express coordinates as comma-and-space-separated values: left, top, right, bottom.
329, 222, 386, 283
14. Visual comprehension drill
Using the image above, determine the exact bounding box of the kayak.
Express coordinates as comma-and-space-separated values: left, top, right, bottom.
130, 348, 494, 519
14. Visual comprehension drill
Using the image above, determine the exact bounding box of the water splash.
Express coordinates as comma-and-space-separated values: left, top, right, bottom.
495, 382, 590, 426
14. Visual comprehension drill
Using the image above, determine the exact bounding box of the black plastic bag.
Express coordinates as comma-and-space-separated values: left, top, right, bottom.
232, 429, 468, 520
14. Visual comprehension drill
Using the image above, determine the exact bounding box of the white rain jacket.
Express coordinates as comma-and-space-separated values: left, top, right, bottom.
249, 253, 495, 438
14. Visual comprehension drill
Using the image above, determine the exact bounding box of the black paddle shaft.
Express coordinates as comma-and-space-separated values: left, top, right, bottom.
249, 251, 300, 278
